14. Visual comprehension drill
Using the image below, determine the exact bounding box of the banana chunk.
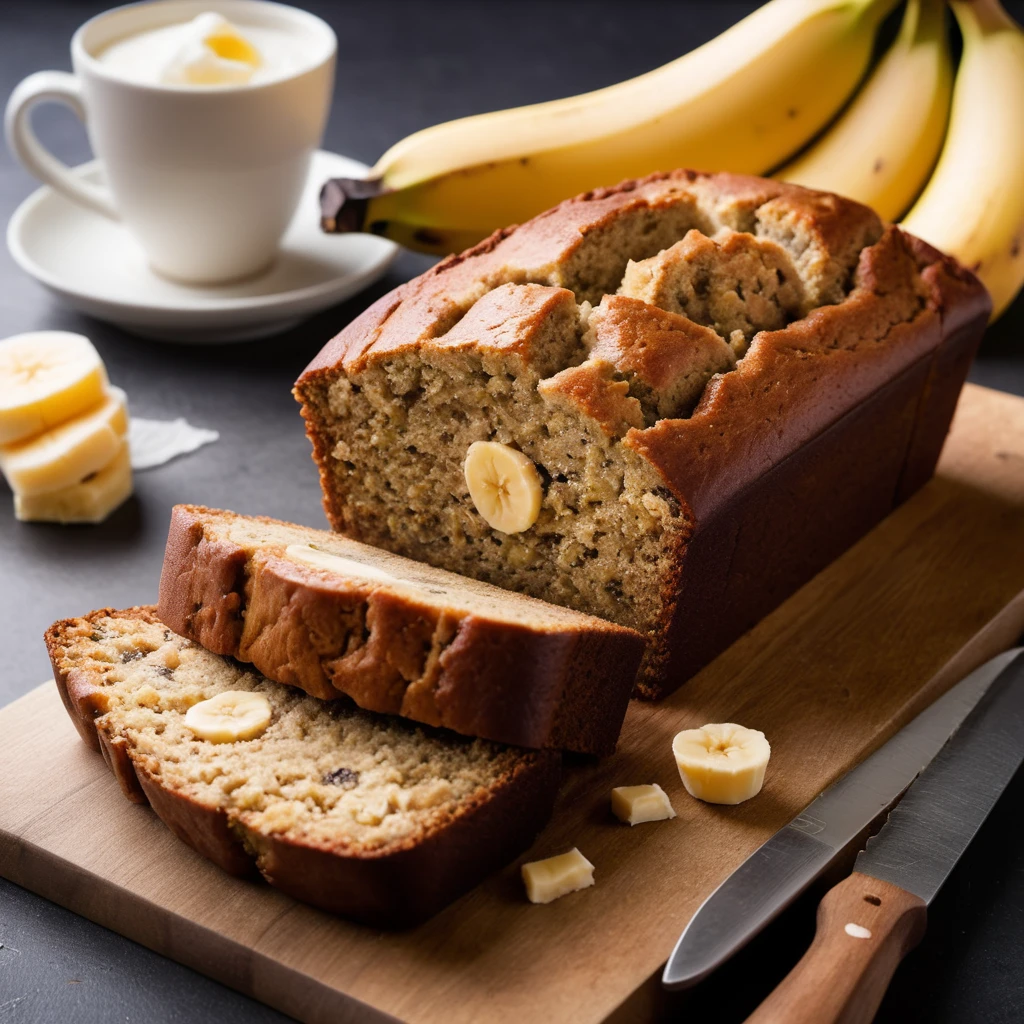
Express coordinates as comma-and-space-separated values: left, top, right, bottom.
522, 848, 595, 904
464, 441, 542, 534
284, 544, 399, 584
184, 690, 272, 743
0, 332, 109, 445
0, 387, 128, 496
14, 443, 132, 524
611, 784, 676, 825
672, 723, 771, 805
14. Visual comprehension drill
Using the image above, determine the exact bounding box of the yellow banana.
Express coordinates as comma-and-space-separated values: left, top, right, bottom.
777, 0, 952, 221
901, 0, 1024, 320
323, 0, 899, 255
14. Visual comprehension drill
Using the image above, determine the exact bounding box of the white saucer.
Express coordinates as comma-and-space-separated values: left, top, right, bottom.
6, 151, 398, 343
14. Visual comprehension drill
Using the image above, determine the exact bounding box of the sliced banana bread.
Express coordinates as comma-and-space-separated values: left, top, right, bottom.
157, 505, 645, 756
45, 607, 560, 927
295, 169, 991, 698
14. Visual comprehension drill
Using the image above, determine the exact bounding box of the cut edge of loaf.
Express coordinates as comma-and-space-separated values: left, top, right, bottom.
46, 606, 561, 927
157, 505, 645, 755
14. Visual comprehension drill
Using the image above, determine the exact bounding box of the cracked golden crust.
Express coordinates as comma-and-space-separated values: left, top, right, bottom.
586, 295, 737, 422
539, 360, 645, 439
624, 227, 948, 520
295, 169, 884, 383
157, 505, 644, 755
432, 282, 577, 363
44, 606, 562, 927
619, 228, 806, 339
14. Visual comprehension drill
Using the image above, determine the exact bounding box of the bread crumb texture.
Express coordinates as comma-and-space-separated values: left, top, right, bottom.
55, 610, 540, 853
297, 171, 938, 684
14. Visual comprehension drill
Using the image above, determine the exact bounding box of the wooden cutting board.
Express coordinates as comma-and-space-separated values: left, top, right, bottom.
3, 382, 1024, 1024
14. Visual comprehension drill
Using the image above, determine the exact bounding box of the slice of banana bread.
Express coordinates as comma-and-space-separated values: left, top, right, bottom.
157, 505, 644, 756
295, 170, 991, 698
45, 607, 560, 927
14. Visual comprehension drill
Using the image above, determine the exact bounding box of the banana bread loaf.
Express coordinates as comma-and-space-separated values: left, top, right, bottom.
45, 607, 560, 926
157, 505, 644, 755
295, 170, 991, 698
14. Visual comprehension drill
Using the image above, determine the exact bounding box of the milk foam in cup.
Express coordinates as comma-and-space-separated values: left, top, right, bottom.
4, 1, 336, 284
99, 10, 309, 88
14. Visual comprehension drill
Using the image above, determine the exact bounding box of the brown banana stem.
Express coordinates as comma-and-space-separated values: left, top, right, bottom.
320, 177, 387, 233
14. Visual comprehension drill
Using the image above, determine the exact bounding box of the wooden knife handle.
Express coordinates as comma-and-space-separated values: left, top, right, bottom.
745, 872, 927, 1024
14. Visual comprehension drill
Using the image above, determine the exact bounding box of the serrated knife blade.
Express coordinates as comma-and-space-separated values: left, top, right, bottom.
855, 652, 1024, 902
662, 648, 1024, 991
746, 646, 1024, 1024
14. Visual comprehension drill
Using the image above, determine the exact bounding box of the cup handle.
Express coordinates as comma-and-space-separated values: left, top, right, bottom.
4, 70, 119, 220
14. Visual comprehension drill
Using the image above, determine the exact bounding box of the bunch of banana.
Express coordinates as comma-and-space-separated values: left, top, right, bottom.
325, 0, 1024, 319
776, 0, 952, 223
323, 0, 901, 253
901, 0, 1024, 319
782, 0, 1024, 319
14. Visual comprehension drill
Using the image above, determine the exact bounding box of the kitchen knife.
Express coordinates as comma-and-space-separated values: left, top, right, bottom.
662, 647, 1023, 990
746, 642, 1024, 1024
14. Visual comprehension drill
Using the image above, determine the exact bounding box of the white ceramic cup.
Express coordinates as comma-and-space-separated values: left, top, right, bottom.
4, 0, 336, 284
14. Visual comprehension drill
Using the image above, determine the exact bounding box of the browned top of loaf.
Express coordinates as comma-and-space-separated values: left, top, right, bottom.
587, 296, 737, 420
297, 169, 990, 522
300, 170, 884, 376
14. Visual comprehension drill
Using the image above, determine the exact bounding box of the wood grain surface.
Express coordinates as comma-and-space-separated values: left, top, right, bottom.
2, 382, 1024, 1024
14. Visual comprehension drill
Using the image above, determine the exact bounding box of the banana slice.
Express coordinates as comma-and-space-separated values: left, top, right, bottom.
672, 723, 771, 805
14, 442, 133, 524
0, 332, 109, 445
464, 440, 542, 534
0, 387, 128, 496
184, 690, 272, 743
284, 544, 399, 583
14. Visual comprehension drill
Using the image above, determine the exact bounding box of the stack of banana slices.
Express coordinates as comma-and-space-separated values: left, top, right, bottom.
326, 0, 1024, 320
0, 332, 133, 523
